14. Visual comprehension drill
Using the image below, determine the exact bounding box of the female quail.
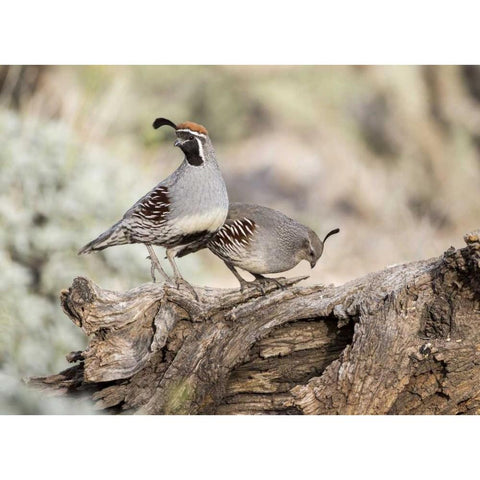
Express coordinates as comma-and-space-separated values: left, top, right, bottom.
177, 203, 339, 291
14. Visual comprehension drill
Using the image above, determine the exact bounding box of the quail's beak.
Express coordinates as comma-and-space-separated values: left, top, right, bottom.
174, 139, 181, 148
310, 260, 317, 269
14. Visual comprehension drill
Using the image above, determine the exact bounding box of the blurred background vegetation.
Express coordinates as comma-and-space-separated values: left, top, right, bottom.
1, 65, 479, 413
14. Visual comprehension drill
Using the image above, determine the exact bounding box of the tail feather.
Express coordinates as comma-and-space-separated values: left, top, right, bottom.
78, 222, 128, 255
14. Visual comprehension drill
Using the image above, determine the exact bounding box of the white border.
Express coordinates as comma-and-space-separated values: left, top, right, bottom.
1, 416, 479, 479
1, 1, 479, 63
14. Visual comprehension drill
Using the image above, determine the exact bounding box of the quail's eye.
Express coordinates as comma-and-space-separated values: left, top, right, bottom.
188, 135, 194, 141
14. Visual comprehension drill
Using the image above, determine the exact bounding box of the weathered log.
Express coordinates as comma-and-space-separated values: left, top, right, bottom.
27, 230, 480, 414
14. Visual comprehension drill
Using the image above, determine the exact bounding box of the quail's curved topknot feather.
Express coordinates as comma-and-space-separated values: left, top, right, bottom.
323, 228, 340, 243
152, 117, 177, 130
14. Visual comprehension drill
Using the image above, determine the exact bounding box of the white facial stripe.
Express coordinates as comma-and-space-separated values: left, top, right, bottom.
195, 137, 205, 162
176, 129, 206, 139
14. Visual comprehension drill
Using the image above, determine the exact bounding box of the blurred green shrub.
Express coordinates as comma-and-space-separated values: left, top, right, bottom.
0, 108, 164, 413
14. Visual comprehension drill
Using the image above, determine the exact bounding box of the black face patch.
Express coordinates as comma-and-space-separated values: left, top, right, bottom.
178, 134, 204, 166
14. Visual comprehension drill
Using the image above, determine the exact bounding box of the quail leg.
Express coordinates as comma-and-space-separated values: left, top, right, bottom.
145, 244, 172, 284
223, 262, 255, 292
166, 248, 198, 300
253, 273, 286, 291
222, 262, 268, 295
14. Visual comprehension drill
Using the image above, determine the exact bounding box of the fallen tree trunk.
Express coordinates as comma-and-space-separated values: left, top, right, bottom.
28, 230, 480, 414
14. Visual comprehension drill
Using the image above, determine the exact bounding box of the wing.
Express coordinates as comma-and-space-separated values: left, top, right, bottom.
209, 217, 256, 259
119, 185, 172, 244
129, 185, 170, 224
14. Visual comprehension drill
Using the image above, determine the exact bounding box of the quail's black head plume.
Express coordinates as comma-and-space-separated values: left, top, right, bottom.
79, 117, 229, 296
324, 228, 340, 243
176, 203, 340, 292
152, 117, 177, 130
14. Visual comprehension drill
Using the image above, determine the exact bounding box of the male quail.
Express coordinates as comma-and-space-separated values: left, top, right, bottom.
177, 203, 339, 291
79, 118, 229, 293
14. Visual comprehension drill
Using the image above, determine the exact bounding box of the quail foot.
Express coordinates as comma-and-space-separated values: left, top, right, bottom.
79, 118, 229, 297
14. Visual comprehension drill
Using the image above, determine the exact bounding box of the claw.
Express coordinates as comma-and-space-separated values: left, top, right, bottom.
253, 275, 285, 292
237, 279, 266, 295
268, 277, 286, 290
175, 277, 199, 300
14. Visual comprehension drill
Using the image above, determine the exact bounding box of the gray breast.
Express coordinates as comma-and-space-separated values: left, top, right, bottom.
166, 162, 229, 237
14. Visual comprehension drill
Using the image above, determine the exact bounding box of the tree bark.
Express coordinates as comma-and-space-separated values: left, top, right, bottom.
28, 230, 480, 414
